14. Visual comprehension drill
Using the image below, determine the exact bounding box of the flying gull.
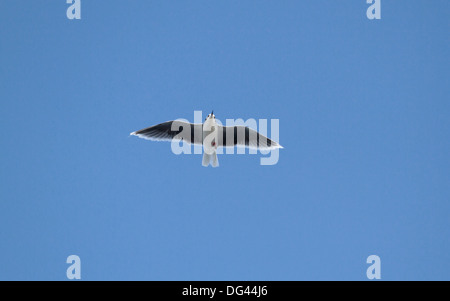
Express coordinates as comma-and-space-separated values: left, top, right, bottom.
130, 111, 283, 167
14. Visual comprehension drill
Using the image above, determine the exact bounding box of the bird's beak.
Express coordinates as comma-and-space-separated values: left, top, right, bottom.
211, 110, 214, 116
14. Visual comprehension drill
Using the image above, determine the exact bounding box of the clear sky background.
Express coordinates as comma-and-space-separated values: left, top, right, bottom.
0, 1, 449, 280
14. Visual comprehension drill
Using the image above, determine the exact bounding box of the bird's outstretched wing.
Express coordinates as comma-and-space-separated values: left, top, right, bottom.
130, 120, 203, 145
217, 126, 283, 149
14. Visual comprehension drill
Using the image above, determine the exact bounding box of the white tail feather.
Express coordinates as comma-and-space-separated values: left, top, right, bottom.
211, 152, 219, 167
202, 153, 211, 167
202, 151, 219, 167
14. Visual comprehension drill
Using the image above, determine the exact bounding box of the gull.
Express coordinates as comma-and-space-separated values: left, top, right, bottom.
130, 111, 283, 167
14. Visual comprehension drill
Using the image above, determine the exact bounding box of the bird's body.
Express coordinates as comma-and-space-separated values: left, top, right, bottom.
130, 112, 282, 167
201, 115, 219, 167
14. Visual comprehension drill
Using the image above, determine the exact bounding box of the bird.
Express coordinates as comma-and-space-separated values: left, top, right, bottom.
130, 111, 283, 167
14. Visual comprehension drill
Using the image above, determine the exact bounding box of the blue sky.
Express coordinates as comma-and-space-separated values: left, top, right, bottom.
0, 1, 449, 280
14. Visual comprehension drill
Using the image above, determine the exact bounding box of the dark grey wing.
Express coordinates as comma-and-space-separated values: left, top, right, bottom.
217, 126, 283, 149
131, 120, 203, 145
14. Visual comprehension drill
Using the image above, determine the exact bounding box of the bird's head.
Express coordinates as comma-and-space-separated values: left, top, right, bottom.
205, 111, 215, 121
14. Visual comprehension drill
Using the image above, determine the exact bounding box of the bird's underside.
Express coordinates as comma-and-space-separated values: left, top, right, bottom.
130, 120, 283, 150
131, 112, 283, 168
